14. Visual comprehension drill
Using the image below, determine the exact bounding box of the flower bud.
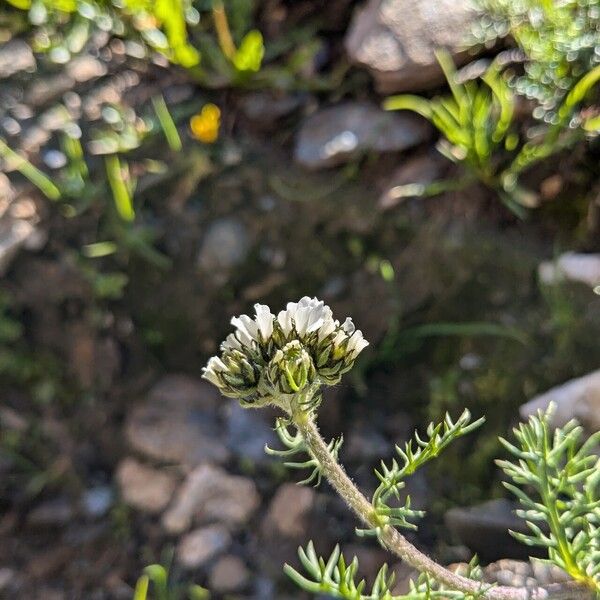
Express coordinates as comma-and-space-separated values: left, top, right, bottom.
202, 350, 260, 399
266, 340, 316, 395
314, 319, 368, 385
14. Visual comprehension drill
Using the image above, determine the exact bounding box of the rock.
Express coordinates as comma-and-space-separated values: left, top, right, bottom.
262, 483, 316, 538
81, 486, 114, 519
197, 217, 250, 272
0, 214, 38, 276
241, 91, 304, 125
345, 0, 478, 92
116, 458, 177, 514
483, 559, 570, 588
26, 73, 75, 107
0, 567, 16, 592
66, 56, 107, 82
345, 420, 392, 461
125, 375, 229, 467
209, 555, 250, 593
176, 524, 231, 570
0, 40, 35, 78
294, 102, 430, 169
378, 151, 448, 210
520, 370, 600, 434
27, 497, 74, 527
445, 499, 534, 562
162, 464, 260, 534
225, 403, 278, 463
538, 253, 600, 289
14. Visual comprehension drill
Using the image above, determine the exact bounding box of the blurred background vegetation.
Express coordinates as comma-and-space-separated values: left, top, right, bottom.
0, 0, 599, 598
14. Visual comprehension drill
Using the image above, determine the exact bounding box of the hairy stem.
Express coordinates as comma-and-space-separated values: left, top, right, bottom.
293, 414, 594, 600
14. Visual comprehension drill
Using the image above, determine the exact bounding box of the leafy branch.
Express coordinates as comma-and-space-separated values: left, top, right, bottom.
497, 406, 600, 592
285, 542, 486, 600
265, 417, 343, 486
364, 410, 484, 535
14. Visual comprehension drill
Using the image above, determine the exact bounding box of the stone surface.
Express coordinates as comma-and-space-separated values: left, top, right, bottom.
345, 0, 478, 92
0, 195, 42, 276
520, 370, 600, 434
538, 252, 600, 288
27, 497, 74, 527
81, 486, 114, 519
378, 151, 448, 210
66, 56, 107, 82
176, 525, 231, 570
483, 559, 570, 588
197, 217, 251, 272
225, 403, 278, 463
294, 102, 430, 170
162, 464, 260, 534
445, 499, 533, 562
209, 555, 250, 593
0, 40, 35, 78
125, 375, 229, 467
262, 483, 316, 538
116, 458, 177, 514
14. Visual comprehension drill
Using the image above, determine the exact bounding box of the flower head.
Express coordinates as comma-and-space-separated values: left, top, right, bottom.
202, 297, 369, 406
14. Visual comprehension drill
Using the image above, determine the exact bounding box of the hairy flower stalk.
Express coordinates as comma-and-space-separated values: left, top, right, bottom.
203, 298, 594, 600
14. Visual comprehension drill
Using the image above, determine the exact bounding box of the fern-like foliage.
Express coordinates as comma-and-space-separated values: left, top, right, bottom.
363, 410, 484, 536
497, 406, 600, 593
265, 417, 343, 486
284, 542, 485, 600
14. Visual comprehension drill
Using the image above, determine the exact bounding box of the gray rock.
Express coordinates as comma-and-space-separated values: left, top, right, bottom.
0, 567, 16, 592
0, 40, 35, 78
345, 0, 478, 92
483, 559, 570, 588
445, 499, 534, 562
520, 370, 600, 434
116, 458, 177, 514
81, 486, 114, 519
262, 483, 316, 539
162, 464, 260, 534
294, 102, 430, 169
177, 524, 231, 570
345, 420, 392, 461
28, 497, 74, 527
26, 73, 75, 107
225, 403, 277, 463
538, 253, 600, 288
378, 151, 448, 210
0, 216, 36, 276
125, 375, 229, 467
197, 217, 250, 272
66, 56, 107, 83
209, 555, 250, 593
241, 91, 304, 125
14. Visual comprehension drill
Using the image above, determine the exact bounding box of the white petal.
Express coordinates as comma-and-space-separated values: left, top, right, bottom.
342, 317, 355, 335
317, 317, 336, 341
277, 309, 293, 336
222, 333, 242, 351
347, 331, 368, 356
202, 367, 221, 387
254, 304, 274, 340
294, 306, 311, 336
231, 314, 259, 346
208, 356, 228, 372
332, 330, 347, 348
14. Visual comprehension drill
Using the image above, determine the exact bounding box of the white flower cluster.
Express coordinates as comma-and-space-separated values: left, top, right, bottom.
203, 297, 369, 403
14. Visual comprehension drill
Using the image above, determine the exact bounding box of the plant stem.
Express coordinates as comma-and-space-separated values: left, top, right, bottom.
293, 414, 595, 600
212, 0, 236, 61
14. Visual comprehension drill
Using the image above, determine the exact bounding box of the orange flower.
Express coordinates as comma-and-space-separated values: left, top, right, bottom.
190, 103, 221, 143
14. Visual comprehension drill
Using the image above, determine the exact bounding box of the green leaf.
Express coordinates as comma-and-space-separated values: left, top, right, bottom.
233, 30, 264, 73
